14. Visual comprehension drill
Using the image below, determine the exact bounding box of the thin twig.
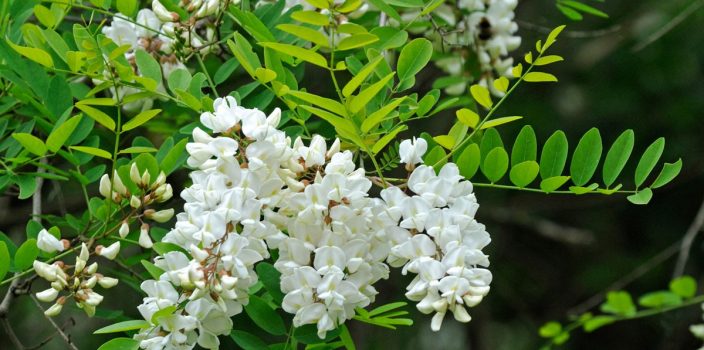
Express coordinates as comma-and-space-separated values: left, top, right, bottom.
517, 20, 622, 38
632, 0, 704, 52
30, 296, 80, 350
673, 195, 704, 277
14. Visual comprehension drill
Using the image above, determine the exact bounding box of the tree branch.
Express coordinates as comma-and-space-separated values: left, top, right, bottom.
673, 194, 704, 277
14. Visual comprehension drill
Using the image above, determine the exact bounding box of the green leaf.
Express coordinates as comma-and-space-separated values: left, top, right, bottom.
583, 315, 615, 333
339, 324, 356, 350
140, 260, 165, 279
230, 330, 268, 350
457, 143, 481, 179
118, 147, 158, 154
97, 338, 139, 350
12, 133, 47, 156
367, 0, 402, 21
470, 84, 492, 109
70, 146, 112, 159
349, 72, 395, 114
600, 291, 636, 316
46, 115, 82, 152
511, 125, 537, 166
361, 97, 404, 132
570, 128, 602, 186
255, 262, 284, 303
397, 38, 433, 82
670, 276, 697, 299
481, 116, 524, 130
160, 138, 188, 175
122, 109, 161, 132
291, 10, 330, 26
602, 130, 634, 187
259, 42, 328, 68
167, 69, 192, 93
482, 147, 509, 183
116, 0, 138, 17
152, 242, 188, 256
94, 320, 150, 334
561, 0, 608, 18
135, 50, 162, 84
34, 5, 56, 28
17, 175, 38, 200
638, 291, 682, 308
299, 106, 361, 146
509, 161, 540, 188
6, 40, 53, 68
227, 34, 262, 78
456, 108, 479, 128
150, 305, 177, 325
651, 159, 682, 189
424, 146, 447, 172
338, 33, 379, 50
76, 105, 115, 131
627, 188, 653, 205
15, 239, 38, 270
244, 295, 286, 336
635, 137, 665, 188
569, 183, 598, 194
479, 128, 503, 164
523, 72, 558, 82
343, 55, 384, 97
0, 242, 10, 281
539, 322, 563, 338
540, 176, 571, 193
540, 131, 568, 179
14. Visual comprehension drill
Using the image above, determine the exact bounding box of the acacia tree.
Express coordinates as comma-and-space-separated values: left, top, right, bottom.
0, 0, 694, 349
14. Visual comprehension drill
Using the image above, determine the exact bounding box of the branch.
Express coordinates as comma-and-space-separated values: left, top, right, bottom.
673, 194, 704, 277
30, 296, 80, 350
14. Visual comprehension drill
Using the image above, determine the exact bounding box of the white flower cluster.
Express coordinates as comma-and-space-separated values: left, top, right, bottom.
152, 0, 226, 52
385, 139, 493, 331
33, 243, 119, 317
134, 98, 492, 348
429, 0, 521, 95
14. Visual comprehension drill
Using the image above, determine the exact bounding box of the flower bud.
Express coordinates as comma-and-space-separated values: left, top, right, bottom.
37, 229, 64, 253
220, 275, 238, 290
86, 262, 99, 275
113, 171, 128, 195
327, 138, 341, 158
130, 195, 141, 208
153, 172, 166, 188
189, 244, 210, 262
83, 275, 98, 289
119, 221, 129, 239
79, 243, 89, 262
139, 224, 153, 249
75, 259, 86, 274
130, 163, 141, 185
36, 288, 59, 302
84, 291, 104, 306
96, 242, 120, 260
33, 261, 58, 282
98, 276, 119, 289
146, 209, 174, 223
141, 170, 151, 188
99, 174, 111, 198
452, 304, 471, 323
44, 302, 63, 317
156, 184, 173, 202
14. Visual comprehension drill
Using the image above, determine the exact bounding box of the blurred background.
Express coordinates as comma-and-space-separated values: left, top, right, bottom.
1, 0, 704, 349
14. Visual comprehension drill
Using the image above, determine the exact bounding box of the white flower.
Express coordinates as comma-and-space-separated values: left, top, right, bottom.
36, 288, 59, 302
97, 242, 121, 260
139, 224, 154, 249
399, 138, 428, 165
37, 229, 64, 253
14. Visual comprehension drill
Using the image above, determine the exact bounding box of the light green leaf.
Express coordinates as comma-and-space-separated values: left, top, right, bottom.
635, 137, 665, 188
627, 188, 653, 205
509, 161, 540, 188
651, 158, 682, 189
349, 72, 395, 114
361, 97, 404, 133
97, 338, 139, 350
291, 10, 330, 26
542, 25, 566, 52
562, 0, 609, 18
287, 90, 347, 117
135, 49, 162, 84
540, 176, 571, 193
141, 260, 165, 279
569, 183, 599, 194
94, 320, 150, 334
343, 55, 384, 97
583, 316, 615, 333
480, 116, 522, 129
76, 104, 116, 131
276, 24, 329, 47
511, 125, 537, 166
372, 126, 407, 154
539, 322, 563, 338
481, 147, 509, 183
493, 76, 509, 93
470, 84, 492, 109
116, 0, 138, 17
570, 128, 602, 186
638, 291, 682, 308
523, 72, 558, 82
456, 108, 479, 128
34, 5, 56, 28
122, 109, 161, 132
71, 146, 112, 159
433, 135, 455, 150
397, 38, 433, 82
0, 242, 10, 281
670, 276, 697, 299
46, 115, 82, 153
7, 40, 54, 68
227, 34, 262, 78
601, 291, 636, 316
534, 55, 564, 66
12, 133, 47, 156
457, 143, 480, 179
76, 98, 116, 106
602, 129, 634, 187
338, 33, 379, 50
259, 42, 328, 68
15, 239, 38, 270
118, 147, 158, 154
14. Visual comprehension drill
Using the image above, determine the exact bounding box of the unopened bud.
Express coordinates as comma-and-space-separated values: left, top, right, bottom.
36, 288, 59, 302
96, 242, 120, 260
157, 184, 173, 202
119, 221, 129, 239
99, 174, 111, 198
98, 276, 119, 289
130, 195, 141, 208
139, 224, 153, 248
146, 209, 174, 223
44, 302, 63, 317
113, 171, 128, 195
130, 163, 141, 185
189, 244, 209, 262
86, 262, 98, 275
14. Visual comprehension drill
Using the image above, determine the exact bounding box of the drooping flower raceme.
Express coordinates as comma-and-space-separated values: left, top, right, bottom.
134, 97, 492, 348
